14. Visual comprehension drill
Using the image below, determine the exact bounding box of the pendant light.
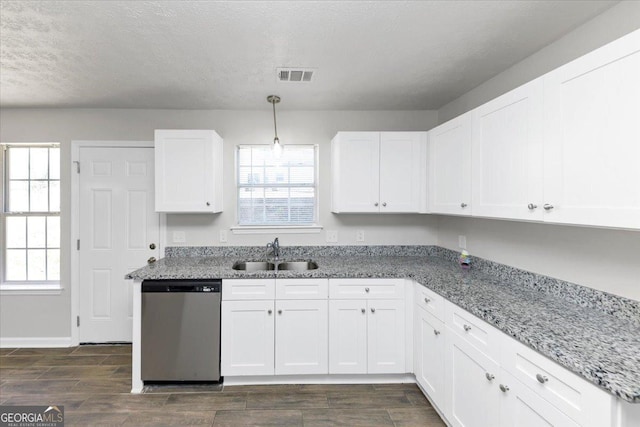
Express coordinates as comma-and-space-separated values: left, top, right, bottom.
267, 95, 283, 158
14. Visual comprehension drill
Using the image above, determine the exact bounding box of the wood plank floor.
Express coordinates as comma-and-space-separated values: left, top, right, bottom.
0, 345, 446, 426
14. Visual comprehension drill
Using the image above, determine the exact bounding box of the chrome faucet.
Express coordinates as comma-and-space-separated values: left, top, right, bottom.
266, 237, 280, 261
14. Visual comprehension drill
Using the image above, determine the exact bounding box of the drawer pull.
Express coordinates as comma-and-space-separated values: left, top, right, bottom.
361, 308, 366, 314
268, 309, 272, 315
371, 308, 376, 313
536, 374, 549, 384
433, 329, 441, 336
278, 310, 282, 315
499, 384, 510, 393
463, 324, 472, 332
365, 287, 370, 293
485, 372, 495, 381
424, 297, 431, 303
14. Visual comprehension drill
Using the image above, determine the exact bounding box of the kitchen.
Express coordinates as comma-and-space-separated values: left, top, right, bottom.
1, 1, 639, 426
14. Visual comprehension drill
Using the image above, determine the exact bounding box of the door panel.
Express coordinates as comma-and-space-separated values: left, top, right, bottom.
329, 299, 367, 374
79, 146, 159, 342
367, 299, 405, 374
379, 132, 422, 213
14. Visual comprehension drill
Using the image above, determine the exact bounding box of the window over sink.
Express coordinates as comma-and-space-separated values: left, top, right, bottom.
236, 145, 318, 228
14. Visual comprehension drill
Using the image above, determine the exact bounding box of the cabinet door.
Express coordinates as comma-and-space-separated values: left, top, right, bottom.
379, 132, 426, 213
275, 300, 328, 375
445, 327, 500, 427
499, 370, 579, 427
471, 79, 544, 221
221, 300, 274, 376
543, 29, 640, 229
429, 113, 473, 215
367, 299, 405, 374
415, 306, 445, 408
329, 299, 367, 374
154, 129, 223, 213
331, 132, 380, 213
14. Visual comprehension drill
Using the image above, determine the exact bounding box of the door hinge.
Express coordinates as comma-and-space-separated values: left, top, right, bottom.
77, 316, 80, 327
73, 160, 80, 174
77, 239, 80, 250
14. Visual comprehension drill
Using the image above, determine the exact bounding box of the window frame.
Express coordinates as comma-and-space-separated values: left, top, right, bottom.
234, 144, 321, 232
1, 143, 62, 291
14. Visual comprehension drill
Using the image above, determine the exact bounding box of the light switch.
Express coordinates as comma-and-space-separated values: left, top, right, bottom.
326, 230, 338, 243
356, 230, 365, 242
219, 229, 228, 243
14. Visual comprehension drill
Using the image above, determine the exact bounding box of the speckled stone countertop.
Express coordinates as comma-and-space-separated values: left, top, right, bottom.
126, 246, 640, 403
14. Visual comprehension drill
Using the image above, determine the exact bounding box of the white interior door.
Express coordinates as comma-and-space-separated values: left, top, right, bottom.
79, 146, 159, 342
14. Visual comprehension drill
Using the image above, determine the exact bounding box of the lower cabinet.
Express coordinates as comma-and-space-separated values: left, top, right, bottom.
414, 305, 445, 408
328, 299, 405, 374
221, 300, 275, 376
445, 326, 501, 427
275, 299, 328, 375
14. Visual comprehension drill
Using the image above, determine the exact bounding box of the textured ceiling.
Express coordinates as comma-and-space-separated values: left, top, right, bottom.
0, 0, 618, 110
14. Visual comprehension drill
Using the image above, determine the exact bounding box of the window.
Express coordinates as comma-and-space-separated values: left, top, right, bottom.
237, 145, 317, 226
1, 144, 60, 285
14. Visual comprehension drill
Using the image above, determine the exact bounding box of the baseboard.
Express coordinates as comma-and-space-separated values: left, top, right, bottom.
222, 373, 416, 386
0, 336, 73, 348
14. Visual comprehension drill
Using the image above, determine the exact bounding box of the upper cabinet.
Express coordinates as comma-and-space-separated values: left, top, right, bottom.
154, 129, 223, 213
543, 29, 640, 229
428, 112, 472, 215
331, 131, 427, 213
471, 78, 544, 221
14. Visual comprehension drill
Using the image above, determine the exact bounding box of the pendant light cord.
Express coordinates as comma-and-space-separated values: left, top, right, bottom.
272, 98, 279, 142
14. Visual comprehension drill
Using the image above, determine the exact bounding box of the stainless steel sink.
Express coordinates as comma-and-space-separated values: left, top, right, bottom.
276, 261, 319, 271
232, 261, 276, 272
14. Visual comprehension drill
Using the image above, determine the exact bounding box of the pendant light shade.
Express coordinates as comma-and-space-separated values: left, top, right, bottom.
267, 95, 282, 158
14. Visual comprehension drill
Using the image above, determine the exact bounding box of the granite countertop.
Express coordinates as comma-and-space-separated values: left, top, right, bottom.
126, 251, 640, 403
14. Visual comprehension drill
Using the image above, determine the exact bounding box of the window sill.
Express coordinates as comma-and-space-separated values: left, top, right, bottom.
0, 283, 64, 296
231, 225, 323, 235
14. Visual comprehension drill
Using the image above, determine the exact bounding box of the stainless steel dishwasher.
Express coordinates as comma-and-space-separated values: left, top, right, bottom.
141, 279, 221, 382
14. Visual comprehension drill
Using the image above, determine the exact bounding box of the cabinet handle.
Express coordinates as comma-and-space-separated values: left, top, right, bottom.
268, 309, 272, 315
278, 310, 282, 315
365, 287, 370, 293
361, 308, 366, 314
371, 308, 376, 313
374, 202, 379, 207
149, 243, 156, 250
485, 372, 495, 381
424, 297, 431, 303
536, 374, 549, 384
460, 203, 468, 208
206, 202, 211, 206
433, 329, 441, 336
463, 324, 472, 332
382, 202, 387, 207
527, 203, 537, 210
499, 384, 510, 393
543, 204, 554, 211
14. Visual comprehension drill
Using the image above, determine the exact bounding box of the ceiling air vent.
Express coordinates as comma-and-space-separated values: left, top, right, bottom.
277, 68, 316, 83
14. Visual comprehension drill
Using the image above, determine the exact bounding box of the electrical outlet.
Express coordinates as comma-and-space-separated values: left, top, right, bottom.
458, 235, 467, 249
356, 230, 365, 242
326, 230, 338, 243
172, 231, 186, 243
219, 229, 228, 243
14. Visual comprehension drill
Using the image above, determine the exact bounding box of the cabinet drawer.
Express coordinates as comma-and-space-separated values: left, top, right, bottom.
501, 336, 614, 426
276, 279, 329, 300
329, 278, 405, 299
444, 300, 501, 362
222, 279, 275, 300
414, 283, 444, 320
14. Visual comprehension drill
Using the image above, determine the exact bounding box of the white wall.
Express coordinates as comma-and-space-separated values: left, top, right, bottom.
436, 1, 640, 301
0, 108, 439, 339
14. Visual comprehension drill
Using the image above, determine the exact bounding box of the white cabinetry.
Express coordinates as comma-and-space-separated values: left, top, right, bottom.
414, 305, 445, 407
471, 79, 544, 221
221, 299, 275, 376
222, 279, 329, 377
331, 132, 427, 213
154, 129, 223, 213
543, 29, 640, 229
328, 278, 405, 374
428, 112, 473, 215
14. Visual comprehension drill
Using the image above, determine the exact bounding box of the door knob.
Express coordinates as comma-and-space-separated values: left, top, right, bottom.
206, 201, 211, 206
361, 308, 366, 314
536, 374, 549, 383
149, 243, 156, 250
278, 310, 283, 315
543, 204, 554, 211
147, 257, 156, 264
374, 202, 379, 207
424, 297, 431, 303
382, 202, 387, 207
433, 329, 441, 336
463, 324, 472, 332
268, 309, 272, 315
499, 384, 510, 393
460, 203, 468, 208
370, 308, 376, 313
527, 203, 537, 210
485, 373, 495, 381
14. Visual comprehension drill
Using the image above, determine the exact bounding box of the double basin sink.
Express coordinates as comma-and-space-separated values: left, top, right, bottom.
232, 260, 318, 272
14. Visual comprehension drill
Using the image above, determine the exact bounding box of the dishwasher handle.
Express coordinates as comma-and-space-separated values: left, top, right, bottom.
142, 280, 221, 293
